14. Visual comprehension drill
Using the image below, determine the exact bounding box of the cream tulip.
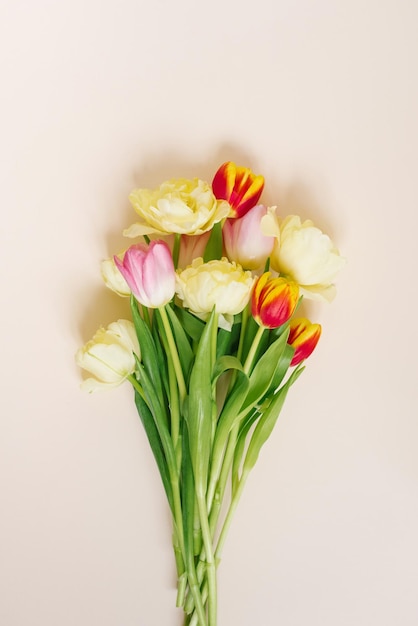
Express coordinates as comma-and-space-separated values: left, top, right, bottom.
100, 254, 131, 297
265, 214, 346, 302
175, 257, 254, 330
76, 320, 140, 392
124, 178, 231, 237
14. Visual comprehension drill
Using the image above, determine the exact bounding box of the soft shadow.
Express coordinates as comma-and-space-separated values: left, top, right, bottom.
265, 178, 344, 242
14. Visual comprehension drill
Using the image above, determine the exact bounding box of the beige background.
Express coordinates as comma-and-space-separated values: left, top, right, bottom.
1, 1, 418, 624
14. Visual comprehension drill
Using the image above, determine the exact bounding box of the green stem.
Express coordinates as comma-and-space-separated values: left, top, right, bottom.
158, 305, 187, 402
189, 471, 250, 626
215, 470, 249, 561
187, 314, 263, 617
243, 325, 264, 375
167, 349, 181, 457
208, 323, 264, 528
197, 491, 217, 626
127, 375, 144, 399
173, 233, 181, 269
141, 303, 151, 328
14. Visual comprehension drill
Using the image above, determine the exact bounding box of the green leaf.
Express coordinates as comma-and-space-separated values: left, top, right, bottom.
241, 329, 290, 413
259, 343, 294, 405
181, 422, 195, 556
137, 362, 178, 480
203, 221, 223, 262
130, 296, 166, 411
160, 304, 194, 383
134, 390, 173, 512
212, 355, 244, 387
216, 321, 241, 359
152, 321, 170, 399
173, 306, 205, 343
210, 370, 250, 476
243, 366, 305, 473
232, 409, 259, 494
185, 310, 217, 497
240, 315, 260, 364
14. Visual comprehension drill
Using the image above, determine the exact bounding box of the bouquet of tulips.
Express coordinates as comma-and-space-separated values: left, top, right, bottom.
76, 161, 345, 626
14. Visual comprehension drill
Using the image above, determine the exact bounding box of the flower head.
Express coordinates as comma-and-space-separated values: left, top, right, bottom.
114, 240, 175, 308
100, 253, 131, 297
124, 178, 230, 237
263, 213, 346, 302
175, 257, 254, 330
251, 272, 299, 329
288, 317, 322, 366
75, 320, 140, 392
212, 161, 264, 218
223, 204, 275, 270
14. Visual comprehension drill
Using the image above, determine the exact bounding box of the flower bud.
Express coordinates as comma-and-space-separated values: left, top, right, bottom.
288, 317, 322, 365
251, 272, 299, 329
75, 320, 140, 392
212, 161, 264, 218
223, 205, 275, 270
114, 240, 175, 308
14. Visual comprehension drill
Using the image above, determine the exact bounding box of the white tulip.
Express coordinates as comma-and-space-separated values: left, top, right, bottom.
268, 214, 346, 302
76, 320, 140, 392
100, 255, 131, 297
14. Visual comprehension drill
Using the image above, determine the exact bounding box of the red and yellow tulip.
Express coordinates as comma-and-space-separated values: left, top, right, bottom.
288, 317, 322, 365
212, 161, 264, 218
251, 272, 299, 329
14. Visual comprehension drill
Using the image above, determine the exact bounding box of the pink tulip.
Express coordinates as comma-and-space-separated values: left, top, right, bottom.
114, 240, 175, 308
223, 204, 275, 270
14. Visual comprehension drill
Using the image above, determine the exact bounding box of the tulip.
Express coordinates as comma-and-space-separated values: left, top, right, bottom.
100, 253, 131, 297
223, 205, 275, 270
177, 232, 211, 269
124, 178, 230, 237
114, 240, 175, 308
175, 257, 254, 331
288, 317, 322, 365
252, 272, 299, 329
265, 214, 346, 302
75, 320, 140, 392
212, 161, 264, 218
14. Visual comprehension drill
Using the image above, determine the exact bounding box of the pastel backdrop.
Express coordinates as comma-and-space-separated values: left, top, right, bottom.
1, 1, 417, 625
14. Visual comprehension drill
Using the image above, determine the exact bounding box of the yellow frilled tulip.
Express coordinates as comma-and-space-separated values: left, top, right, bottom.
175, 257, 254, 331
124, 178, 230, 238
